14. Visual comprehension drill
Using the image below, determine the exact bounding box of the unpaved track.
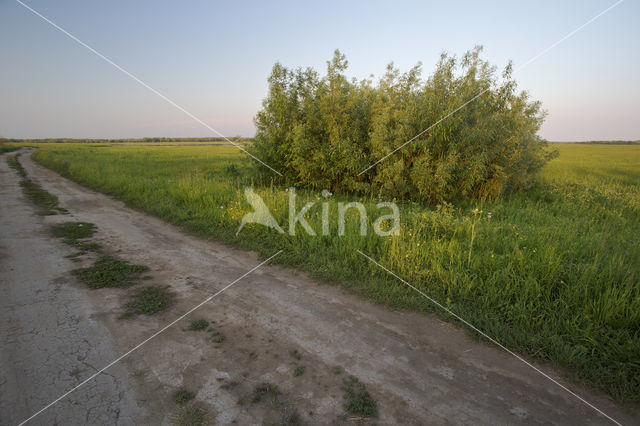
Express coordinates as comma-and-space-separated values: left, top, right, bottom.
1, 149, 637, 425
0, 153, 147, 425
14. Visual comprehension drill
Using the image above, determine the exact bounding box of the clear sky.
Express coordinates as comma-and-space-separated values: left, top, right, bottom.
1, 0, 638, 141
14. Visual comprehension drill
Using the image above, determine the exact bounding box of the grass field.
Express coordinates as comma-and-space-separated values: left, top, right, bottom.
24, 142, 640, 402
0, 145, 20, 154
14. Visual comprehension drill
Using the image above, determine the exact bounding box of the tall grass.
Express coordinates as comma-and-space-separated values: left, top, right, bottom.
31, 143, 639, 402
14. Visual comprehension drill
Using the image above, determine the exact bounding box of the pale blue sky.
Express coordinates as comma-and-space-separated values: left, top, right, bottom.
1, 0, 638, 141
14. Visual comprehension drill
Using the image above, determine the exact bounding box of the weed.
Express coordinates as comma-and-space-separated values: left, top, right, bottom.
211, 331, 224, 344
51, 222, 100, 252
252, 383, 279, 403
341, 376, 378, 418
7, 154, 64, 215
332, 366, 343, 375
51, 222, 95, 241
278, 408, 302, 426
252, 383, 301, 425
6, 154, 26, 177
170, 405, 209, 426
293, 366, 305, 377
73, 255, 148, 288
72, 241, 102, 253
187, 319, 209, 331
289, 349, 301, 360
126, 286, 170, 315
173, 388, 195, 404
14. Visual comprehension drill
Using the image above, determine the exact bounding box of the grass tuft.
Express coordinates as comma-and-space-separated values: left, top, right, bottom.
278, 408, 302, 426
73, 255, 148, 289
289, 349, 301, 360
187, 319, 209, 331
211, 331, 224, 344
51, 222, 101, 253
342, 376, 378, 418
293, 366, 305, 377
51, 221, 96, 241
252, 383, 279, 403
170, 405, 209, 426
173, 388, 195, 404
7, 154, 64, 215
126, 285, 170, 315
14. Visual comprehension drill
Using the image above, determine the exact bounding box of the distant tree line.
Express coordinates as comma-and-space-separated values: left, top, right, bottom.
0, 137, 249, 144
573, 140, 639, 145
252, 47, 558, 203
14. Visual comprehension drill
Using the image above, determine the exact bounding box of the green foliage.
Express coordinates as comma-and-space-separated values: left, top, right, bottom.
170, 405, 209, 426
0, 145, 19, 154
341, 376, 378, 418
6, 154, 65, 215
51, 222, 96, 241
173, 388, 195, 404
252, 383, 280, 403
289, 349, 301, 360
51, 222, 101, 253
253, 47, 556, 202
187, 319, 209, 331
211, 330, 224, 344
73, 255, 149, 289
127, 286, 170, 315
278, 409, 302, 426
293, 366, 305, 377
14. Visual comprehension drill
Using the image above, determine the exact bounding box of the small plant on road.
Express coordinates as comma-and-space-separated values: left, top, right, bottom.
211, 330, 224, 344
126, 286, 170, 315
173, 388, 195, 404
7, 154, 66, 215
51, 221, 101, 253
252, 383, 280, 403
293, 366, 305, 377
51, 221, 95, 241
278, 408, 302, 426
289, 349, 301, 360
170, 404, 209, 426
342, 376, 378, 418
187, 319, 209, 331
73, 255, 148, 288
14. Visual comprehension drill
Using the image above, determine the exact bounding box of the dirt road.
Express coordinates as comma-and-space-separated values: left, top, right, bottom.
0, 149, 636, 425
0, 152, 147, 425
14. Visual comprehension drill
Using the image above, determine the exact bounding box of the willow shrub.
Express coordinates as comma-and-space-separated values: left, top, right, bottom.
252, 47, 557, 203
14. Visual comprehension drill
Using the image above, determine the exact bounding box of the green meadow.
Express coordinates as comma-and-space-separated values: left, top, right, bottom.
24, 142, 640, 402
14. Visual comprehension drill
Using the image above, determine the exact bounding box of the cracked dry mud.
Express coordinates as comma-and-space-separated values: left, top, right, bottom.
0, 149, 637, 425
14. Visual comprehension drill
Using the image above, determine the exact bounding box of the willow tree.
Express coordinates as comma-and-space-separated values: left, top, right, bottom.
252, 47, 556, 203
